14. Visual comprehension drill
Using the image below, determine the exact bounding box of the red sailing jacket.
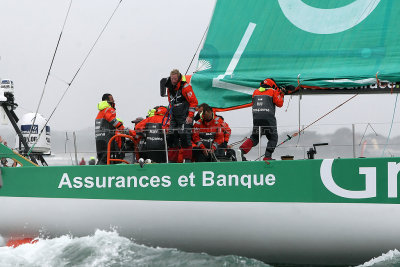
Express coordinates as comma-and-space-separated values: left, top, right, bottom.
95, 101, 136, 148
167, 75, 198, 118
135, 107, 169, 132
193, 116, 224, 150
252, 87, 284, 107
215, 115, 231, 143
95, 101, 125, 131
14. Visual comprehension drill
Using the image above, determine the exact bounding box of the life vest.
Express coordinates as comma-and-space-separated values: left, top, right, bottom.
193, 117, 223, 150
168, 76, 191, 119
252, 87, 277, 119
145, 122, 165, 151
199, 131, 216, 149
136, 107, 168, 152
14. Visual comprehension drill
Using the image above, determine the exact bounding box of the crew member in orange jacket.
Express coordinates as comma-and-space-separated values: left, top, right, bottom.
214, 114, 233, 159
95, 93, 136, 165
193, 104, 224, 162
194, 103, 232, 159
195, 103, 232, 146
135, 106, 169, 163
165, 69, 198, 163
239, 78, 284, 161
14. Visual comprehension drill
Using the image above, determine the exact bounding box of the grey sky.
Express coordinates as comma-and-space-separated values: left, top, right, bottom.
1, 0, 399, 138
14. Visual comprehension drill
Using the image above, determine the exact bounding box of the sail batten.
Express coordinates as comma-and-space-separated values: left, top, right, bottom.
191, 0, 400, 109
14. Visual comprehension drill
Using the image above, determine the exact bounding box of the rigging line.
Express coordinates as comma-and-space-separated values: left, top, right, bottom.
296, 74, 302, 143
359, 123, 379, 146
381, 93, 398, 157
28, 0, 123, 156
359, 123, 370, 146
368, 123, 379, 136
28, 0, 73, 142
284, 95, 293, 112
295, 124, 304, 147
68, 0, 123, 87
64, 132, 69, 154
275, 94, 359, 148
50, 73, 70, 85
296, 95, 301, 147
185, 24, 209, 75
295, 95, 358, 135
229, 137, 246, 147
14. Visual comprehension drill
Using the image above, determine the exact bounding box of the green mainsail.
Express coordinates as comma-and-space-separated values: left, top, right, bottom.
191, 0, 400, 109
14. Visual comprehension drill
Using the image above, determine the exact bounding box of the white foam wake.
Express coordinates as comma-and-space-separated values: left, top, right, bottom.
0, 230, 269, 267
358, 249, 400, 267
0, 230, 136, 266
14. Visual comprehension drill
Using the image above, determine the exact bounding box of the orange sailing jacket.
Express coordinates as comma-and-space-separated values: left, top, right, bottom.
95, 101, 136, 139
96, 101, 124, 130
167, 75, 198, 118
135, 107, 169, 132
252, 87, 284, 107
193, 116, 224, 150
214, 115, 231, 144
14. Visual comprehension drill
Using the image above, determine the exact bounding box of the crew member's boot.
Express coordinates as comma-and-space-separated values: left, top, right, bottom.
239, 138, 254, 161
240, 138, 254, 154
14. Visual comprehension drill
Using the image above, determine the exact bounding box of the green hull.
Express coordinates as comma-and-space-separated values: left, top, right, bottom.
1, 154, 400, 265
1, 158, 400, 204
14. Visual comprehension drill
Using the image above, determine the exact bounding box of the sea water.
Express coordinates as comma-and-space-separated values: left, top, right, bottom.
0, 230, 270, 267
0, 230, 399, 267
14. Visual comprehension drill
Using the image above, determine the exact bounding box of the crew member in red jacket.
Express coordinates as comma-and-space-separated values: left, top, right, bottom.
194, 103, 233, 159
239, 78, 284, 161
195, 103, 232, 146
95, 93, 136, 165
193, 104, 224, 162
135, 106, 169, 163
165, 69, 198, 163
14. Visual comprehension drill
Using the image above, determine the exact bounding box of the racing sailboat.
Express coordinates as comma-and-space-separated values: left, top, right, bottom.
1, 0, 400, 265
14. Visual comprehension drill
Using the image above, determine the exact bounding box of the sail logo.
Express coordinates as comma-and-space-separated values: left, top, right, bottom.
320, 159, 400, 199
278, 0, 381, 34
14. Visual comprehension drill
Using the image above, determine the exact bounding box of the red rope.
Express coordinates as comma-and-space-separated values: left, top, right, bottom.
376, 72, 381, 88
